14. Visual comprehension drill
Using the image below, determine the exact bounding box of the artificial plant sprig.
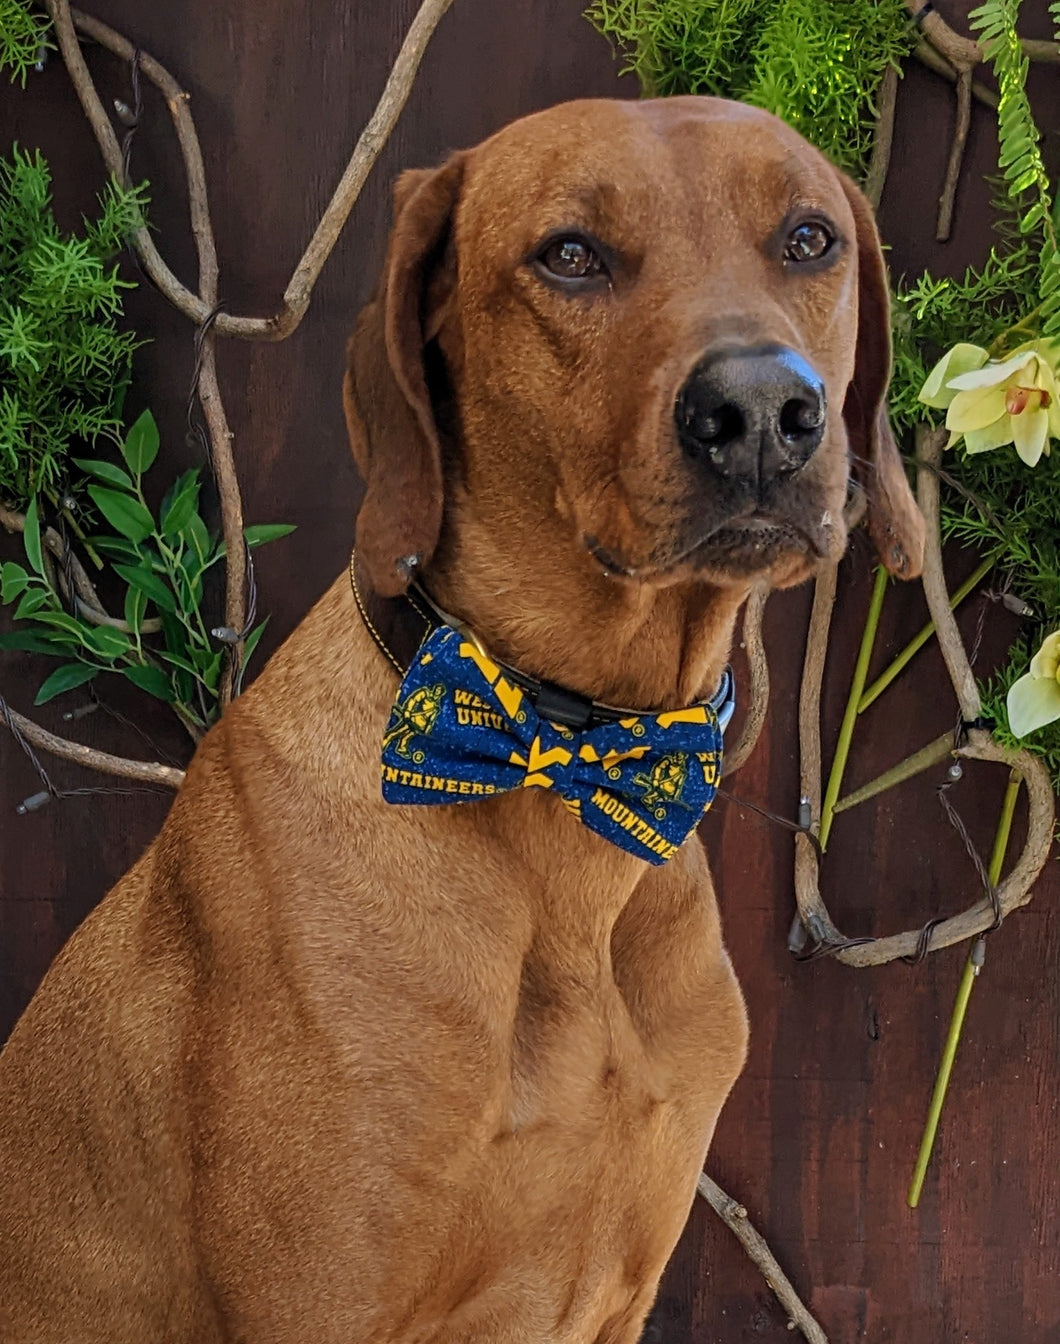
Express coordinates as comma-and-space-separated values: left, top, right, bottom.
0, 411, 292, 735
587, 0, 914, 177
0, 0, 50, 86
0, 146, 148, 506
968, 0, 1060, 337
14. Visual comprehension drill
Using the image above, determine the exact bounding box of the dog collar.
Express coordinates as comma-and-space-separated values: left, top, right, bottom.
349, 551, 735, 732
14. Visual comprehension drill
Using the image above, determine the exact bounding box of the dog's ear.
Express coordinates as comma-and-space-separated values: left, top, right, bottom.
344, 155, 465, 595
838, 176, 925, 580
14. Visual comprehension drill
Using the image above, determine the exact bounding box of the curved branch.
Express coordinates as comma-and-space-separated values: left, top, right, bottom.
70, 8, 218, 298
837, 732, 1054, 966
903, 1, 981, 71
903, 1, 1060, 72
1, 698, 185, 789
697, 1174, 829, 1344
915, 426, 980, 721
723, 584, 770, 776
864, 63, 898, 210
911, 39, 998, 109
56, 0, 458, 340
794, 562, 845, 946
936, 67, 972, 242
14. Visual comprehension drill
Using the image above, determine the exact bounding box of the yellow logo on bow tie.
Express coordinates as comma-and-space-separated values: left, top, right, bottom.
578, 743, 652, 777
383, 683, 447, 763
458, 640, 525, 720
509, 735, 574, 789
633, 752, 689, 819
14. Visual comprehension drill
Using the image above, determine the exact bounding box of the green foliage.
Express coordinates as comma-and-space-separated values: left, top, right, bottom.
969, 0, 1060, 338
0, 0, 51, 88
889, 243, 1040, 436
0, 412, 293, 727
0, 145, 148, 506
586, 0, 914, 176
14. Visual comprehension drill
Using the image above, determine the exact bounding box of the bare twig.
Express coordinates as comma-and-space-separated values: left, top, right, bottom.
69, 8, 219, 297
724, 584, 770, 776
64, 6, 243, 700
56, 0, 457, 340
902, 0, 1060, 72
902, 1, 979, 71
915, 427, 980, 720
0, 699, 184, 789
789, 430, 1055, 967
911, 39, 998, 109
936, 68, 972, 242
838, 730, 1054, 966
697, 1174, 829, 1344
195, 333, 245, 701
794, 562, 845, 948
864, 64, 899, 210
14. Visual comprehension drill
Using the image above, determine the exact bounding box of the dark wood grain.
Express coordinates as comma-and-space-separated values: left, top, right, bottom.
2, 3, 1057, 1340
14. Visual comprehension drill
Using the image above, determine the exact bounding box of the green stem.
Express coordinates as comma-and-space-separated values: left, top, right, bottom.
987, 306, 1041, 356
832, 732, 953, 815
43, 489, 103, 569
906, 770, 1021, 1209
858, 557, 993, 713
818, 565, 888, 852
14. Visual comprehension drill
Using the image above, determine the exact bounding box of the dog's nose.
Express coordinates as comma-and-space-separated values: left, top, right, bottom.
675, 345, 826, 490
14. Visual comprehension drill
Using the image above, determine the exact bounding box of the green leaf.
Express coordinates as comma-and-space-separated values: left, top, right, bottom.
161, 474, 201, 538
0, 631, 66, 655
72, 458, 135, 491
157, 649, 200, 676
244, 523, 296, 548
89, 536, 147, 565
88, 486, 155, 543
121, 409, 160, 475
122, 663, 174, 701
32, 610, 92, 642
241, 617, 270, 668
124, 584, 147, 635
83, 624, 132, 660
34, 662, 100, 705
200, 650, 224, 693
114, 563, 178, 614
23, 497, 44, 575
13, 589, 51, 620
185, 511, 212, 563
1, 562, 30, 603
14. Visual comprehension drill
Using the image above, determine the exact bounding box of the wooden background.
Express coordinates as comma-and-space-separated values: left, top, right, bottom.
1, 2, 1057, 1339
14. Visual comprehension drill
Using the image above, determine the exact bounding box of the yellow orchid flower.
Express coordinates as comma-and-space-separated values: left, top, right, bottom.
1007, 630, 1060, 737
918, 339, 1060, 466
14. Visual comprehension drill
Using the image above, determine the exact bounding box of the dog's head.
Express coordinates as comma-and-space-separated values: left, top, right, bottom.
344, 97, 924, 599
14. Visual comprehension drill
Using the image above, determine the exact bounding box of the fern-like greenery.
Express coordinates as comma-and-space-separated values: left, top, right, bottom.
968, 0, 1060, 338
0, 0, 50, 87
0, 146, 148, 506
587, 0, 914, 175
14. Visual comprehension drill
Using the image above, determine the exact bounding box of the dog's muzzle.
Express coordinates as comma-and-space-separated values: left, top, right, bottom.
675, 344, 826, 494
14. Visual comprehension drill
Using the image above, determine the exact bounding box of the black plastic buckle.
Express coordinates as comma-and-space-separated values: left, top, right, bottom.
533, 680, 595, 730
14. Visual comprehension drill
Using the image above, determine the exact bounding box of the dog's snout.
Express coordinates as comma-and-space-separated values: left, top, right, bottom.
675, 345, 826, 490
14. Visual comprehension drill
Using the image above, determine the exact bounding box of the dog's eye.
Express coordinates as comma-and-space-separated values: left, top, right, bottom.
784, 222, 835, 264
538, 236, 606, 281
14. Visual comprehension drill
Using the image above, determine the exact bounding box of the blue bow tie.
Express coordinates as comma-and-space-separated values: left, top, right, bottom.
379, 623, 734, 865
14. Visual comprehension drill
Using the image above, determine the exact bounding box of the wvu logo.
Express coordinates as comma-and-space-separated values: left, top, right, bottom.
509, 735, 573, 789
383, 683, 446, 763
633, 752, 689, 819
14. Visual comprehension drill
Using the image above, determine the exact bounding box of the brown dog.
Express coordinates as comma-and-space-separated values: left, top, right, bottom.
0, 98, 923, 1343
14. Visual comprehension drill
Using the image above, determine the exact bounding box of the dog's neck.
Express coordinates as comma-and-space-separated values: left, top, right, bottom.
419, 509, 748, 713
